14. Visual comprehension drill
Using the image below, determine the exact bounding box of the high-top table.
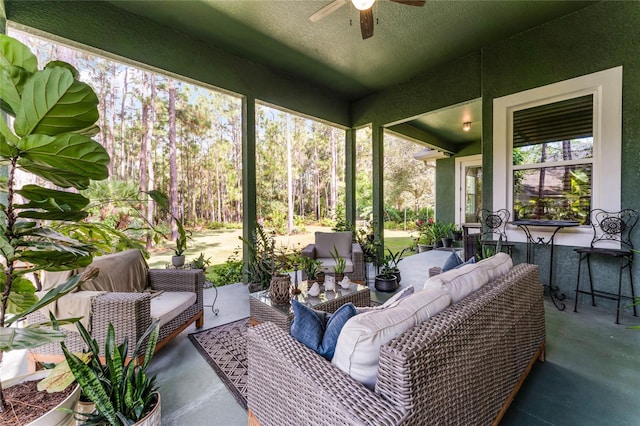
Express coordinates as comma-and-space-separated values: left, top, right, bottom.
511, 219, 580, 311
249, 281, 370, 331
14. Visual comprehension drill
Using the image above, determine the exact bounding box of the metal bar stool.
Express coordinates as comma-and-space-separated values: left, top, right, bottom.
477, 209, 515, 257
574, 208, 639, 324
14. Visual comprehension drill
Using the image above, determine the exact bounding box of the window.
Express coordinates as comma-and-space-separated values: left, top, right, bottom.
512, 95, 593, 224
493, 66, 623, 246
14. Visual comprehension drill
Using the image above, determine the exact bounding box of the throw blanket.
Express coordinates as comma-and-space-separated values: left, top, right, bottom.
37, 249, 149, 331
36, 290, 106, 332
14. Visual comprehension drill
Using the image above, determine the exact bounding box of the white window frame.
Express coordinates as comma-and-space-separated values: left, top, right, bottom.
493, 66, 622, 247
455, 154, 482, 225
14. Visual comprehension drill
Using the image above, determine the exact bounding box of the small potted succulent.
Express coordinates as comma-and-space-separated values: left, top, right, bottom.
330, 246, 347, 282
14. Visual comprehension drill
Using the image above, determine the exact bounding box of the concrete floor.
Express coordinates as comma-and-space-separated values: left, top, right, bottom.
153, 283, 640, 426
4, 282, 637, 425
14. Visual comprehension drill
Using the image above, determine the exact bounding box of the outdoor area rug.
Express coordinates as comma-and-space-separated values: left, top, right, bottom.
188, 317, 249, 410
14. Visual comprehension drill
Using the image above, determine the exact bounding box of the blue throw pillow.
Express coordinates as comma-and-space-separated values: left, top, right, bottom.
441, 252, 463, 272
454, 256, 476, 269
290, 299, 357, 360
320, 303, 358, 360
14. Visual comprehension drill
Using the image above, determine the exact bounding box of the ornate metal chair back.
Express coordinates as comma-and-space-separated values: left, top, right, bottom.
590, 208, 639, 250
478, 208, 510, 242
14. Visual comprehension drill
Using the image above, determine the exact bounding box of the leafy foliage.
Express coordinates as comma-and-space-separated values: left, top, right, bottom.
0, 33, 109, 409
61, 321, 160, 425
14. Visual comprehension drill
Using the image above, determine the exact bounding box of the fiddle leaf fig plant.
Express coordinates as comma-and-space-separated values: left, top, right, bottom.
0, 34, 109, 410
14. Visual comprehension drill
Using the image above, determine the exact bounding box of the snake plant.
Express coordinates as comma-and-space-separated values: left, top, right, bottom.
61, 321, 160, 425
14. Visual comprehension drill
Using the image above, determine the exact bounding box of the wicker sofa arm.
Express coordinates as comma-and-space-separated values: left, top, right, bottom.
350, 243, 365, 281
248, 322, 406, 426
91, 292, 152, 356
148, 268, 203, 292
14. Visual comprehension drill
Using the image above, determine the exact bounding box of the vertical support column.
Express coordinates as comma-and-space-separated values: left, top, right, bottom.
242, 96, 257, 283
345, 128, 356, 227
372, 124, 385, 259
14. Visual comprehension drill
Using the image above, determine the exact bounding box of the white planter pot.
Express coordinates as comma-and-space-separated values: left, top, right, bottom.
75, 394, 161, 426
2, 370, 81, 426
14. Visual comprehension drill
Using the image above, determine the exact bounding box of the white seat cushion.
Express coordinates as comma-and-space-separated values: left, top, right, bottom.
150, 291, 196, 327
332, 287, 451, 389
316, 257, 354, 273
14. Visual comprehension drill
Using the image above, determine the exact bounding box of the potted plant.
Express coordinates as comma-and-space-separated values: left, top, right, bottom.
0, 34, 109, 422
191, 252, 211, 272
240, 224, 277, 292
61, 321, 161, 425
171, 220, 188, 267
383, 248, 407, 284
374, 256, 398, 292
301, 256, 322, 287
330, 246, 347, 282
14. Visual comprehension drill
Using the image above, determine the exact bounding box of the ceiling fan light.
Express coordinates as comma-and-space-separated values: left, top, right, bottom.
352, 0, 375, 11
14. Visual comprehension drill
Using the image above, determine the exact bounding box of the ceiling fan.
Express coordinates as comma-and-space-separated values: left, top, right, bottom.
309, 0, 426, 40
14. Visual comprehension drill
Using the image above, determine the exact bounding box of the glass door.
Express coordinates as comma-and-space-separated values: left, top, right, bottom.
455, 155, 482, 224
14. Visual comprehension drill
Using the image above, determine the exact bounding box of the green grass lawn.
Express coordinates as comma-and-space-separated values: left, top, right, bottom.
147, 226, 417, 269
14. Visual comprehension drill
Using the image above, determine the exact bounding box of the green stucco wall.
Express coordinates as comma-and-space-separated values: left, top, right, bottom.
479, 1, 640, 305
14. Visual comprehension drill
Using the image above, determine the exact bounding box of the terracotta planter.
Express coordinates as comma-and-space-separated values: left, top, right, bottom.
2, 370, 81, 426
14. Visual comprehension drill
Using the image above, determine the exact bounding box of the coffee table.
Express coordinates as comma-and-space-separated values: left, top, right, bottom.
249, 281, 370, 331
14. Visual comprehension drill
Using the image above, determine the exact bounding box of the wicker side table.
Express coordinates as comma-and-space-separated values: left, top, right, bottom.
249, 281, 370, 332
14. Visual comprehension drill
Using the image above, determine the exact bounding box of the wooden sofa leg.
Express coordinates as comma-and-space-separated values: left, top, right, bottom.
196, 311, 204, 328
248, 410, 261, 426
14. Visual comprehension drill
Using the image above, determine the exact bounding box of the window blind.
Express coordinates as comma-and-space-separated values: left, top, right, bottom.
513, 94, 593, 148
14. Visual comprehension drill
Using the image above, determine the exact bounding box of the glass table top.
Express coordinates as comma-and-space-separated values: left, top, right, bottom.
250, 281, 368, 315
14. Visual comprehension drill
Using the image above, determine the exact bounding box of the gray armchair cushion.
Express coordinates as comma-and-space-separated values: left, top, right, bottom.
315, 231, 352, 258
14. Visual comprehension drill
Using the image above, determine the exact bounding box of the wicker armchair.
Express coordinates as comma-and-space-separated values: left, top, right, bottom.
301, 231, 365, 281
27, 252, 204, 367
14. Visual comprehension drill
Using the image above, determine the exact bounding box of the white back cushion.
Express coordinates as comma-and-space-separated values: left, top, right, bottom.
475, 252, 513, 282
332, 287, 451, 389
423, 262, 490, 303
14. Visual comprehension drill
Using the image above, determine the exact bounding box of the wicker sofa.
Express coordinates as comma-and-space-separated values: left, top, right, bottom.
247, 262, 545, 425
27, 250, 204, 367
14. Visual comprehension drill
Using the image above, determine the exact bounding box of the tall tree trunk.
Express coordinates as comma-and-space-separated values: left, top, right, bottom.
140, 72, 149, 244
168, 79, 179, 239
536, 144, 547, 218
107, 63, 117, 177
330, 128, 337, 216
286, 114, 294, 233
119, 67, 129, 180
146, 75, 156, 248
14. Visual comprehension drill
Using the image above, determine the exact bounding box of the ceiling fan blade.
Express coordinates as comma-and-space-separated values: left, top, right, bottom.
390, 0, 426, 6
360, 8, 374, 39
310, 0, 349, 22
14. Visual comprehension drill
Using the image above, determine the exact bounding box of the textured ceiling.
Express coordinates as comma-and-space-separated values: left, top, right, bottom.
110, 0, 595, 101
